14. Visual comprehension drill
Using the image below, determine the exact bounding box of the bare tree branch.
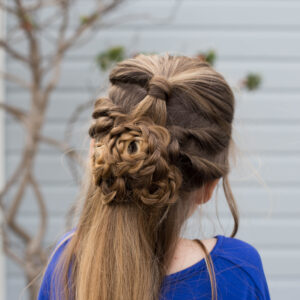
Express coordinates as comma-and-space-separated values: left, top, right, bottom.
0, 71, 31, 90
63, 0, 123, 50
0, 1, 128, 298
26, 172, 47, 257
14, 0, 42, 104
0, 102, 27, 123
0, 40, 29, 64
39, 134, 85, 167
2, 236, 26, 267
6, 172, 31, 242
0, 1, 18, 15
22, 0, 67, 12
44, 0, 123, 74
43, 0, 70, 98
0, 163, 24, 205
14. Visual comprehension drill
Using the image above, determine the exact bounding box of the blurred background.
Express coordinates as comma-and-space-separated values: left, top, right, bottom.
0, 0, 299, 299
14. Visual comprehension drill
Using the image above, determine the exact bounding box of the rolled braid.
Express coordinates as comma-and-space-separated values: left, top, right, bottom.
168, 125, 229, 155
88, 97, 125, 138
178, 151, 227, 178
165, 124, 231, 186
88, 97, 182, 207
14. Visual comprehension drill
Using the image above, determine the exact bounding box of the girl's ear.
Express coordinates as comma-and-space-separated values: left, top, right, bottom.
196, 178, 220, 205
206, 178, 220, 202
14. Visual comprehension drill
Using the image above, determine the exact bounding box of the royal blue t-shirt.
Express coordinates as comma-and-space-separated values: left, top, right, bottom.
38, 228, 271, 299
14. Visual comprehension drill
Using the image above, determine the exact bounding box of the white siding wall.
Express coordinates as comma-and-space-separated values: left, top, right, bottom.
5, 0, 300, 299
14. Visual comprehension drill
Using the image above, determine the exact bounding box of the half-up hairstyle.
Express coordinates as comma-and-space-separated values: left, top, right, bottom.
50, 53, 238, 300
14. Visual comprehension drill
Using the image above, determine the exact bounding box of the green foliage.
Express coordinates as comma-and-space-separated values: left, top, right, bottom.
244, 73, 262, 91
80, 15, 90, 25
95, 46, 262, 92
96, 46, 126, 71
80, 13, 99, 25
197, 49, 217, 66
18, 12, 37, 30
204, 49, 217, 65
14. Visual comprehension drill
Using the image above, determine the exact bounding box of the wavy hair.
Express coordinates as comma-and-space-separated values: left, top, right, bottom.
50, 53, 238, 300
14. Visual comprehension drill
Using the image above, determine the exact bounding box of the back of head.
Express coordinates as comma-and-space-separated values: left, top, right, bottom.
53, 53, 237, 300
107, 53, 235, 189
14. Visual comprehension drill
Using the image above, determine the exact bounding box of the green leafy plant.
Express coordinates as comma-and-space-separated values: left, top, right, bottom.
96, 47, 262, 92
197, 49, 217, 66
96, 46, 126, 71
80, 13, 99, 25
243, 73, 262, 91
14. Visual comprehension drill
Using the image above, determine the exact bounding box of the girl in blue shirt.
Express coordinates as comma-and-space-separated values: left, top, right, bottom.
38, 53, 270, 300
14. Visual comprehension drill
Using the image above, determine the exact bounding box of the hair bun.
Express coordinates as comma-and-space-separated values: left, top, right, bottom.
147, 76, 172, 102
90, 98, 182, 207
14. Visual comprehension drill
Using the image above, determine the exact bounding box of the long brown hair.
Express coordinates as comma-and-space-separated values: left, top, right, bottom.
50, 53, 238, 300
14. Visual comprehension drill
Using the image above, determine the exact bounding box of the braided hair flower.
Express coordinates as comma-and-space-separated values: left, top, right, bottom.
88, 97, 182, 207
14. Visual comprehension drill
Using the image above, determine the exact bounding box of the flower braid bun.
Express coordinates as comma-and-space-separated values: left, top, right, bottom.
88, 97, 182, 207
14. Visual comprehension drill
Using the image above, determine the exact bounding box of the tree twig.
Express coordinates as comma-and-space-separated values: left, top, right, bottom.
26, 172, 47, 257
0, 39, 29, 64
39, 134, 85, 167
0, 102, 27, 123
6, 172, 31, 242
0, 71, 31, 90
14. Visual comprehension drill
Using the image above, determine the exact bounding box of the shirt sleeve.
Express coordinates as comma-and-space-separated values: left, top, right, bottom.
218, 236, 271, 300
251, 249, 271, 300
37, 229, 75, 300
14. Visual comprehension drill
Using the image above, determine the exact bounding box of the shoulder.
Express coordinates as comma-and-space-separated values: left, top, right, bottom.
37, 228, 76, 300
44, 227, 76, 271
215, 235, 264, 274
51, 228, 76, 257
47, 227, 76, 271
45, 228, 76, 269
215, 235, 271, 299
217, 235, 264, 269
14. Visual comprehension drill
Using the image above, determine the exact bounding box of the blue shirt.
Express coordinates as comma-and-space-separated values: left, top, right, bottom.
38, 228, 271, 299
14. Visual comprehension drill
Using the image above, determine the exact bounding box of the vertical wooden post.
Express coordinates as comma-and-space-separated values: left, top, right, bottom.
0, 1, 6, 300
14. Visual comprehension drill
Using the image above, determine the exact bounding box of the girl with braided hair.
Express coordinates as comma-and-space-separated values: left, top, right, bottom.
38, 53, 270, 300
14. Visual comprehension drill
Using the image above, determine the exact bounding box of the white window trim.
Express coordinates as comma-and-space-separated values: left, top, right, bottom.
0, 1, 6, 299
